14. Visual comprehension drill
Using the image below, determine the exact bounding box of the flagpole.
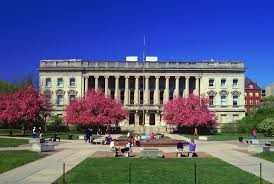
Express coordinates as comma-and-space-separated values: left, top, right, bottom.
142, 34, 146, 130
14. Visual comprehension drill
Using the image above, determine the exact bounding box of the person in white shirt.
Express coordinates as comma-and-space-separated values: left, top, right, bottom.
121, 141, 131, 153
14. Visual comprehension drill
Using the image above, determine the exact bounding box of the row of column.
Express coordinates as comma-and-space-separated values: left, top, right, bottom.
84, 76, 200, 105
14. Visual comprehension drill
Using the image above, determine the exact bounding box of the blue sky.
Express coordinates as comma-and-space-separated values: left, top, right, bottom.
0, 0, 273, 88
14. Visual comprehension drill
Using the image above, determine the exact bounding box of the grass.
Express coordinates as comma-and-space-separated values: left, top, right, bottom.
0, 150, 44, 174
255, 152, 274, 163
182, 132, 268, 141
58, 157, 270, 184
0, 138, 29, 147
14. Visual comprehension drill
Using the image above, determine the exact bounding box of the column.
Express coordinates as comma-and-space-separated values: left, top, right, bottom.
154, 76, 160, 105
144, 76, 150, 105
124, 76, 129, 105
185, 76, 190, 96
174, 76, 180, 97
114, 76, 119, 100
155, 112, 161, 126
164, 76, 170, 102
85, 77, 89, 93
94, 75, 99, 90
145, 111, 149, 126
195, 76, 200, 95
134, 76, 139, 105
134, 111, 139, 126
104, 76, 109, 96
81, 76, 84, 96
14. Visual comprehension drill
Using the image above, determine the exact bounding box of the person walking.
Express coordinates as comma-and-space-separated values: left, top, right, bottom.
194, 127, 198, 136
85, 128, 92, 143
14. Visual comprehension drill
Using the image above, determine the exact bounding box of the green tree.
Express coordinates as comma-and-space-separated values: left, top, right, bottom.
257, 118, 274, 136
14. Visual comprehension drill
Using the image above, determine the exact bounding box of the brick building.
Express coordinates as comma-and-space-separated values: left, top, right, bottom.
245, 77, 262, 113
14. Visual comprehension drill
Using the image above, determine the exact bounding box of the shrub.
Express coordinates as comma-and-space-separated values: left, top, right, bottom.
257, 118, 274, 137
47, 115, 68, 132
221, 123, 238, 133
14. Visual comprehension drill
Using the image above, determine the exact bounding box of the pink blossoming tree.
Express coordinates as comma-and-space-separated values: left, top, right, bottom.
163, 94, 218, 128
0, 86, 52, 131
64, 90, 128, 126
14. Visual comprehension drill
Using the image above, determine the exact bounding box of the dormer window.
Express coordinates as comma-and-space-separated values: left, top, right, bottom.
249, 84, 254, 89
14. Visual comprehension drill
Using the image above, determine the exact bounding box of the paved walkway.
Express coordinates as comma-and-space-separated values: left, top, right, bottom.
166, 133, 274, 183
1, 133, 274, 183
0, 134, 121, 184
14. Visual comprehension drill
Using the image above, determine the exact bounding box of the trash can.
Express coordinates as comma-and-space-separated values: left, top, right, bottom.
68, 134, 73, 140
239, 137, 243, 142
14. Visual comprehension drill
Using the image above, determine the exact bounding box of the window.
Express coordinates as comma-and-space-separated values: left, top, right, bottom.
250, 100, 253, 105
209, 79, 214, 87
233, 96, 238, 106
255, 93, 259, 97
255, 100, 259, 105
221, 79, 226, 88
249, 84, 254, 89
70, 78, 76, 87
56, 95, 64, 105
209, 96, 214, 106
45, 78, 51, 87
57, 78, 64, 87
249, 93, 253, 97
233, 79, 238, 88
69, 95, 76, 103
221, 96, 227, 106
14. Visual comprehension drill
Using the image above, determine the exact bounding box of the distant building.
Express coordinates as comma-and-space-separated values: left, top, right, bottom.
245, 77, 262, 113
265, 83, 274, 96
262, 89, 266, 97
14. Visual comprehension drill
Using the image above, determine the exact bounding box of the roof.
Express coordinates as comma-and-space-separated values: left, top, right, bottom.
245, 77, 261, 90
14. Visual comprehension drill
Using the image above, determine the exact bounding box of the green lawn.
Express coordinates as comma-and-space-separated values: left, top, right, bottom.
182, 133, 267, 141
58, 157, 270, 184
0, 150, 44, 174
0, 138, 29, 147
255, 152, 274, 163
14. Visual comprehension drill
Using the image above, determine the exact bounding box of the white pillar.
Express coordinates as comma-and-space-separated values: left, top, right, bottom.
145, 111, 149, 126
134, 76, 139, 105
124, 76, 129, 105
185, 76, 190, 96
94, 75, 99, 90
115, 76, 119, 100
144, 76, 150, 105
135, 111, 139, 126
174, 76, 180, 97
104, 76, 109, 96
195, 76, 200, 96
81, 76, 84, 97
164, 76, 170, 102
85, 77, 89, 93
154, 76, 160, 105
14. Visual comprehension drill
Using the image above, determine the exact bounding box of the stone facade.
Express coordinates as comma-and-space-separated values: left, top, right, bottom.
38, 59, 246, 132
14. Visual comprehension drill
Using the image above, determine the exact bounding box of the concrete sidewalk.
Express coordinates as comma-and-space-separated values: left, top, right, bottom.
0, 134, 122, 184
166, 133, 274, 183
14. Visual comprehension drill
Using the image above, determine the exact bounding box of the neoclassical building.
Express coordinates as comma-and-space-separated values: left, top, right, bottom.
39, 58, 245, 132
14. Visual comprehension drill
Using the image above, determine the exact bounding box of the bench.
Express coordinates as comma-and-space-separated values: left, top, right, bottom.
32, 142, 55, 152
111, 148, 132, 157
93, 137, 105, 144
140, 148, 163, 158
198, 136, 212, 141
177, 150, 197, 157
